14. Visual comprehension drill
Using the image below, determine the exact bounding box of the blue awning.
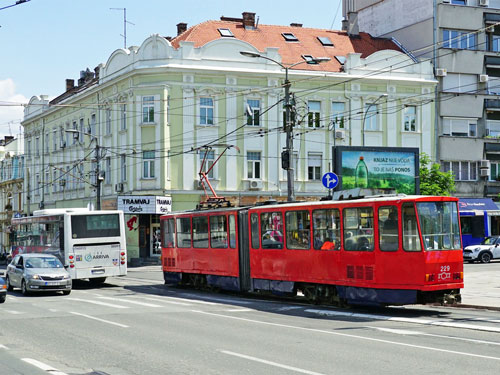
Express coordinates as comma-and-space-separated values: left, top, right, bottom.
458, 198, 498, 212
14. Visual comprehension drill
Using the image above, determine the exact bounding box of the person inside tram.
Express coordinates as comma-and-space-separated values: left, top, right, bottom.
382, 211, 399, 251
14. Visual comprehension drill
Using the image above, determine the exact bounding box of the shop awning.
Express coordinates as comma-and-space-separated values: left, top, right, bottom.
458, 198, 498, 215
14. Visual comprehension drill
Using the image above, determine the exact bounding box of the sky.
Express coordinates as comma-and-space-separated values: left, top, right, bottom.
0, 0, 343, 139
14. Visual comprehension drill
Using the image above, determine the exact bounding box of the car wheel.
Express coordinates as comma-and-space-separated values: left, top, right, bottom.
0, 294, 5, 303
62, 290, 71, 296
480, 252, 492, 263
5, 276, 13, 291
21, 279, 30, 296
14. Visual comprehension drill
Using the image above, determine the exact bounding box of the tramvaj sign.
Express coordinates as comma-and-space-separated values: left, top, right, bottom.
117, 195, 172, 214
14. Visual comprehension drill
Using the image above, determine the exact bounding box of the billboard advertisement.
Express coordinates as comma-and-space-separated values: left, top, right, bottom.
333, 146, 420, 194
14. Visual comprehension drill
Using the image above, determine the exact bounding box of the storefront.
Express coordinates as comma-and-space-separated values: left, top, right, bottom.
117, 195, 172, 262
458, 198, 500, 248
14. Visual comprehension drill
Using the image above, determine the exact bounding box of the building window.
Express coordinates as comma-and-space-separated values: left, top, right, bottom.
200, 150, 215, 179
247, 151, 261, 179
331, 102, 345, 128
121, 104, 127, 130
308, 153, 322, 180
90, 114, 96, 136
44, 172, 49, 195
246, 99, 260, 126
218, 28, 234, 37
451, 0, 466, 4
308, 101, 321, 128
442, 73, 477, 93
120, 154, 127, 182
45, 133, 49, 153
403, 106, 417, 132
442, 161, 477, 181
35, 174, 40, 196
490, 162, 500, 181
26, 138, 31, 158
35, 137, 39, 156
53, 170, 57, 193
52, 130, 57, 151
442, 29, 476, 50
79, 118, 84, 142
106, 108, 112, 135
105, 157, 111, 184
282, 32, 298, 42
143, 151, 155, 179
364, 103, 379, 131
142, 96, 155, 123
200, 97, 214, 125
317, 36, 334, 47
442, 118, 477, 137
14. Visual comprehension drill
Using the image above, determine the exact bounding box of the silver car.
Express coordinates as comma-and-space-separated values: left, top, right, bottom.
0, 277, 6, 303
6, 253, 72, 295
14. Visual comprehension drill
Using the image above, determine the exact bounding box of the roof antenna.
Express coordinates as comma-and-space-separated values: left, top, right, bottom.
255, 16, 259, 29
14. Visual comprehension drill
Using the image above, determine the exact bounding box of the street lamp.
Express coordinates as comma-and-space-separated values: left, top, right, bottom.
65, 129, 103, 210
362, 94, 388, 147
240, 51, 330, 202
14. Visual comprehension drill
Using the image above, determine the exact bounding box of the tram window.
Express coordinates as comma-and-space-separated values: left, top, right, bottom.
193, 216, 209, 248
210, 215, 228, 249
417, 201, 461, 250
176, 217, 191, 248
285, 211, 310, 250
402, 203, 421, 252
162, 218, 175, 248
261, 212, 284, 249
343, 207, 374, 251
251, 213, 260, 249
379, 206, 399, 251
229, 215, 236, 249
312, 209, 340, 250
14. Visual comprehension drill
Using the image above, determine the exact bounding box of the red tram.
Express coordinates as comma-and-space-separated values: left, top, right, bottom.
160, 195, 463, 306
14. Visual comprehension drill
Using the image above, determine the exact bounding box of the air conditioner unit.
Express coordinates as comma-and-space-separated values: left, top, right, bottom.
335, 129, 346, 139
480, 168, 490, 177
480, 74, 489, 83
435, 68, 447, 77
479, 0, 489, 7
480, 160, 491, 169
248, 180, 263, 190
115, 183, 124, 192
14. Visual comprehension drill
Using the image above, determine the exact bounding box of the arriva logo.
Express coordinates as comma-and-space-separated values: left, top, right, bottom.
84, 253, 110, 262
84, 253, 93, 262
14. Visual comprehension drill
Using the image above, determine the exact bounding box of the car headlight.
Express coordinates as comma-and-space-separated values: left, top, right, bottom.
62, 274, 71, 280
474, 248, 481, 252
29, 274, 41, 280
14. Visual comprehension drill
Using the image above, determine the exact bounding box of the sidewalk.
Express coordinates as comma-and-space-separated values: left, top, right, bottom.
459, 263, 500, 310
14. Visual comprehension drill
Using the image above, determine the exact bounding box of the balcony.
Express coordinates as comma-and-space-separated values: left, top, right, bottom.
486, 119, 500, 137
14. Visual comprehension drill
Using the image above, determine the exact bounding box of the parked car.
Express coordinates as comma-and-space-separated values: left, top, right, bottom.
0, 277, 6, 303
463, 236, 500, 263
5, 253, 72, 295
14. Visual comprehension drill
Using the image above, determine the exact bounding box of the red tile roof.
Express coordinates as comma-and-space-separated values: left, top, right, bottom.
170, 20, 402, 73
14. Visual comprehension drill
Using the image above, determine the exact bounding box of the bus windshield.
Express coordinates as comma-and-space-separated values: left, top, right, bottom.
71, 214, 121, 239
416, 201, 461, 251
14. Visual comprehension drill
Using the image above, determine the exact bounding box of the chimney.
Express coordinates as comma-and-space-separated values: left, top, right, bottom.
94, 66, 100, 80
346, 12, 359, 36
290, 23, 303, 28
242, 12, 256, 28
177, 22, 187, 36
66, 79, 75, 91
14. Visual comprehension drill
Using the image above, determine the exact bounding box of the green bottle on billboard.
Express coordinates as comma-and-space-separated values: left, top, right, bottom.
355, 156, 368, 188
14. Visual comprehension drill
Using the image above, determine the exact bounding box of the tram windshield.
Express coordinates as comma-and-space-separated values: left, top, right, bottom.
416, 201, 461, 251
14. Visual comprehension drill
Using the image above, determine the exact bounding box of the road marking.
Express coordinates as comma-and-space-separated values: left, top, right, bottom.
367, 326, 500, 346
66, 298, 129, 309
136, 296, 193, 306
224, 308, 252, 312
305, 309, 500, 334
0, 344, 8, 350
3, 310, 25, 315
97, 296, 162, 307
70, 312, 129, 328
21, 358, 68, 375
220, 350, 327, 375
182, 293, 250, 305
194, 311, 500, 361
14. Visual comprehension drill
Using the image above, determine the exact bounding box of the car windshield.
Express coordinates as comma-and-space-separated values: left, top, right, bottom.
481, 237, 498, 245
25, 257, 63, 269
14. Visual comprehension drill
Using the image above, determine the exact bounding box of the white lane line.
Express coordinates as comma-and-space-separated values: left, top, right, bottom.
367, 326, 500, 346
70, 312, 129, 328
97, 296, 162, 307
3, 310, 25, 315
21, 358, 68, 375
135, 296, 193, 306
66, 298, 129, 309
0, 344, 8, 350
305, 309, 500, 334
220, 350, 327, 375
224, 308, 252, 312
181, 294, 251, 305
194, 310, 500, 361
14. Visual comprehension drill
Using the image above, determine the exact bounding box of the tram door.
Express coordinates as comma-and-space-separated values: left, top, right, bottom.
151, 224, 161, 256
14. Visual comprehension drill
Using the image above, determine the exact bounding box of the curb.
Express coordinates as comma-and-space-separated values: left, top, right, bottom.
445, 303, 500, 312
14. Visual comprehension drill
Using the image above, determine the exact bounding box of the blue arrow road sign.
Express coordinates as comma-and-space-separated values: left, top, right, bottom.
322, 172, 339, 189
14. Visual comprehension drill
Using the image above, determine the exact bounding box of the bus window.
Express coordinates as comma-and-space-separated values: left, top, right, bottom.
379, 206, 399, 252
193, 216, 209, 248
402, 203, 421, 252
312, 209, 340, 250
162, 218, 175, 248
71, 214, 120, 238
286, 211, 310, 250
251, 213, 259, 249
261, 212, 283, 249
176, 217, 191, 248
229, 215, 236, 249
210, 215, 228, 249
343, 207, 374, 251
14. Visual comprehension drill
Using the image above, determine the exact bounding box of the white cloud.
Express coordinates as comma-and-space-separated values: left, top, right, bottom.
0, 79, 27, 139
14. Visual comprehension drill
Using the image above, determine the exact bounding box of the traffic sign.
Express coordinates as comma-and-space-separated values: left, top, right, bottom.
322, 172, 339, 189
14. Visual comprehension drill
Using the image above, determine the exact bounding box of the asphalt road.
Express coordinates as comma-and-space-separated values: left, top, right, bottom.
0, 265, 500, 375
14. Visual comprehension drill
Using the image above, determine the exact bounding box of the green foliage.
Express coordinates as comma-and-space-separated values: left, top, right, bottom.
419, 153, 455, 196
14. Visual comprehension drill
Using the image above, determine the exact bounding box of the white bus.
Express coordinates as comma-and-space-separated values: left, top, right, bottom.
10, 208, 127, 283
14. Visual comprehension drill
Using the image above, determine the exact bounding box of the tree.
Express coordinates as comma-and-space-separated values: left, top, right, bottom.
419, 153, 455, 196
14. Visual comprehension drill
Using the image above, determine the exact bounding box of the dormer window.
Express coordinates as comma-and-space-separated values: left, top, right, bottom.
218, 28, 234, 37
302, 55, 317, 64
282, 32, 298, 42
335, 56, 346, 65
317, 36, 334, 46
